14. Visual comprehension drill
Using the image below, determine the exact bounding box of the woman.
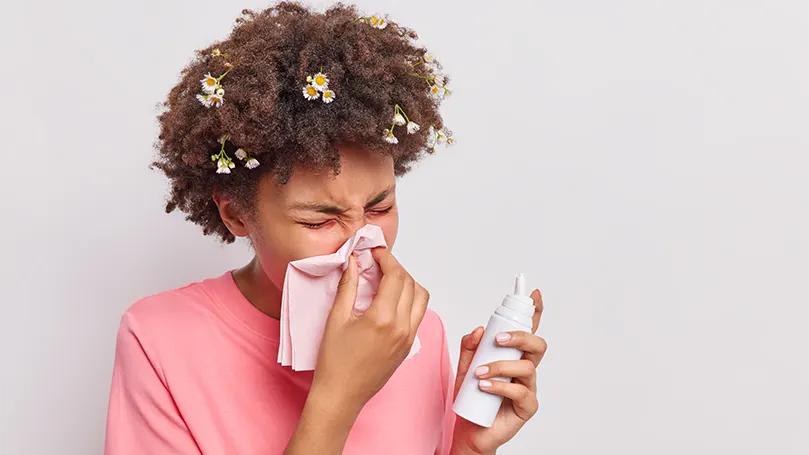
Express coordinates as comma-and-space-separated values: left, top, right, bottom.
105, 3, 547, 454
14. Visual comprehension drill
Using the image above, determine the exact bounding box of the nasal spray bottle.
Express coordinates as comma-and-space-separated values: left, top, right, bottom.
453, 273, 534, 427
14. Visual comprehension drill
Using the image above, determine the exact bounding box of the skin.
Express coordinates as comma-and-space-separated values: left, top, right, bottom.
213, 144, 548, 455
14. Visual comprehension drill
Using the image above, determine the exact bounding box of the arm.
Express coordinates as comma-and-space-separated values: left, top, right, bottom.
105, 312, 201, 455
283, 384, 362, 455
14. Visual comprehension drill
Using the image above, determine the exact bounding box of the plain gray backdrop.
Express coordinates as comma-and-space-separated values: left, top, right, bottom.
1, 0, 807, 453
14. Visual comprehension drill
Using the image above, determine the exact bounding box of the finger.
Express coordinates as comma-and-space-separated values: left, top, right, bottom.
496, 331, 548, 367
408, 283, 430, 339
367, 248, 406, 321
478, 380, 538, 421
333, 254, 361, 320
395, 272, 416, 326
453, 326, 484, 398
474, 359, 536, 391
530, 289, 543, 333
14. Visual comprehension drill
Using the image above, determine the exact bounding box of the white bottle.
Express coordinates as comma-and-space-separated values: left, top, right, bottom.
452, 273, 535, 427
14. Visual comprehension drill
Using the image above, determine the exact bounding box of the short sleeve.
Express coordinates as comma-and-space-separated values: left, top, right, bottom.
434, 313, 457, 455
104, 312, 201, 455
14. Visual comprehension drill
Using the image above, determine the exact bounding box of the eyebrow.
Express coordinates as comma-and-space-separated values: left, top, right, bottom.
288, 185, 395, 214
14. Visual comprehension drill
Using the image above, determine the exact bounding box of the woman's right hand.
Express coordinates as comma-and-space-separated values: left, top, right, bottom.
311, 246, 429, 411
285, 247, 429, 454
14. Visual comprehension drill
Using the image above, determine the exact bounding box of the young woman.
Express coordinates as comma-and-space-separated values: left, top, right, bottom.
105, 3, 547, 454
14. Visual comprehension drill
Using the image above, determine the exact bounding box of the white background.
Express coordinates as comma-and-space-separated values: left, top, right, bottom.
1, 0, 807, 453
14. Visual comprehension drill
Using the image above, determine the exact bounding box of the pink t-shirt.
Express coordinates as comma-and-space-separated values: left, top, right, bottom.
105, 271, 456, 454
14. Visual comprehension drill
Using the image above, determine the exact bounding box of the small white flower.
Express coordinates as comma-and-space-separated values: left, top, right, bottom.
235, 148, 247, 160
433, 75, 445, 87
423, 52, 434, 63
216, 158, 232, 174
375, 16, 388, 29
245, 158, 260, 169
429, 84, 443, 100
435, 129, 447, 145
383, 129, 398, 144
208, 93, 224, 107
406, 121, 420, 134
201, 73, 218, 94
306, 75, 313, 83
393, 113, 406, 126
219, 133, 231, 145
311, 72, 329, 91
322, 89, 336, 103
302, 84, 320, 100
216, 87, 224, 96
196, 94, 213, 107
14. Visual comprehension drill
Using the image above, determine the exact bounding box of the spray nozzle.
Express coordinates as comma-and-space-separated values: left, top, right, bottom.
514, 273, 527, 296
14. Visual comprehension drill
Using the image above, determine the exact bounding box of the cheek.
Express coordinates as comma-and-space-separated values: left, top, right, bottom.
373, 210, 399, 249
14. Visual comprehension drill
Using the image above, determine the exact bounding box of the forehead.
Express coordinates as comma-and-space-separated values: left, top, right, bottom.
271, 145, 396, 205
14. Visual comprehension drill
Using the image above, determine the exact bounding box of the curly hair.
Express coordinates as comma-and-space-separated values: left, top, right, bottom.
153, 2, 450, 243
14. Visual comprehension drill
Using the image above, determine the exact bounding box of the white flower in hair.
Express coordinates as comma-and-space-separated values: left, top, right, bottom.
235, 148, 247, 160
322, 89, 336, 103
208, 92, 224, 107
216, 87, 224, 96
216, 157, 234, 174
407, 121, 420, 134
375, 16, 388, 29
306, 75, 313, 83
393, 113, 406, 126
383, 129, 398, 144
423, 52, 434, 63
302, 84, 320, 100
201, 73, 218, 94
429, 84, 443, 100
219, 133, 231, 144
433, 75, 445, 87
311, 72, 329, 91
435, 128, 447, 145
245, 158, 260, 169
196, 94, 213, 107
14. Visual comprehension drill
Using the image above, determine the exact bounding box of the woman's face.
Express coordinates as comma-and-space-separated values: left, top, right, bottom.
229, 144, 399, 289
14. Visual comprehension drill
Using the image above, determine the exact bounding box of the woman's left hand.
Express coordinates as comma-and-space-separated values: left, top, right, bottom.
450, 289, 546, 455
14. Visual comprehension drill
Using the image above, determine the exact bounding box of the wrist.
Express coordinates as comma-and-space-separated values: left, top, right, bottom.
450, 426, 496, 455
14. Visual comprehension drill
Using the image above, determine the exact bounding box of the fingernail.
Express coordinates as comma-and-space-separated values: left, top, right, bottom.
479, 380, 493, 389
496, 333, 512, 343
475, 366, 489, 377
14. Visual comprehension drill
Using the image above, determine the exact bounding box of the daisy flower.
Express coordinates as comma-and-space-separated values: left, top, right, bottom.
201, 73, 218, 94
245, 158, 260, 169
302, 84, 320, 100
216, 87, 224, 96
393, 113, 406, 126
311, 72, 329, 91
429, 84, 443, 100
196, 94, 213, 107
208, 93, 224, 107
211, 48, 222, 57
375, 16, 388, 29
235, 148, 247, 160
306, 75, 313, 83
407, 121, 420, 134
383, 129, 399, 144
322, 89, 336, 103
433, 75, 445, 87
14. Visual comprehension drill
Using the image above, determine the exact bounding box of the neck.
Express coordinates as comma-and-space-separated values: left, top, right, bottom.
232, 256, 283, 320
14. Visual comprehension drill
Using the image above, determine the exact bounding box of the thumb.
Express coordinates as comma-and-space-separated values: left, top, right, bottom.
331, 253, 360, 320
453, 326, 484, 398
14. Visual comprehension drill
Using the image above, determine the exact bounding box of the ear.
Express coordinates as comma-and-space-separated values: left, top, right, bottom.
212, 191, 250, 238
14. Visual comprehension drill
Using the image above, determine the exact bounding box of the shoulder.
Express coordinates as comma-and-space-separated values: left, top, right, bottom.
117, 274, 227, 350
